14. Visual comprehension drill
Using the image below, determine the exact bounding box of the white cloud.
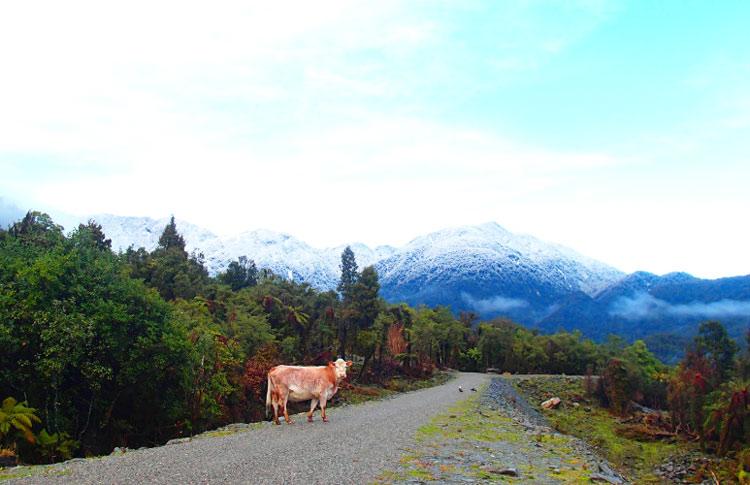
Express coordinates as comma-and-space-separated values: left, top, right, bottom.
1, 0, 747, 281
610, 292, 750, 320
461, 292, 529, 314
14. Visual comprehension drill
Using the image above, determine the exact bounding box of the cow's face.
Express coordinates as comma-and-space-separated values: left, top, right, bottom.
331, 358, 353, 380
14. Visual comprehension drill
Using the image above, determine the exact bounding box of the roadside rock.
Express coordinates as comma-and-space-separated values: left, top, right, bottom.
541, 397, 561, 409
590, 471, 624, 483
166, 438, 191, 446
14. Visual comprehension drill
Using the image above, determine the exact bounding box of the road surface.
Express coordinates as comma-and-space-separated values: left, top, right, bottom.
9, 373, 489, 484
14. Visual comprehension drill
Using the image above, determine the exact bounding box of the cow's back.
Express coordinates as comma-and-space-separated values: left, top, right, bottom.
269, 365, 337, 401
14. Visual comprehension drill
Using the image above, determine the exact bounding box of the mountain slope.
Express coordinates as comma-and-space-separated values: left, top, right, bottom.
87, 216, 623, 318
538, 271, 750, 344
90, 214, 397, 290
376, 222, 624, 323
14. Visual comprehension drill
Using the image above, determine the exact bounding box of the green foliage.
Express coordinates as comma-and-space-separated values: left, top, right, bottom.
703, 382, 750, 455
695, 320, 739, 383
350, 265, 381, 330
475, 320, 607, 375
34, 429, 79, 463
158, 216, 186, 252
599, 359, 636, 415
458, 347, 481, 371
666, 322, 750, 455
336, 246, 359, 358
7, 211, 64, 248
0, 398, 41, 446
218, 256, 258, 291
172, 299, 244, 429
336, 246, 358, 303
12, 211, 744, 468
410, 306, 467, 368
124, 217, 209, 300
75, 220, 111, 251
0, 221, 192, 454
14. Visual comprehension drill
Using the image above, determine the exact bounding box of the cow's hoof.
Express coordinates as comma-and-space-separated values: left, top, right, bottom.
322, 418, 329, 423
286, 420, 294, 425
307, 416, 313, 423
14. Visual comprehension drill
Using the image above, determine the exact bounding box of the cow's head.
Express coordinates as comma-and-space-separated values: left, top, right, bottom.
329, 358, 353, 380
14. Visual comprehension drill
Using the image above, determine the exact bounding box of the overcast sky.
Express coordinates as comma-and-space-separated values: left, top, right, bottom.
1, 1, 748, 278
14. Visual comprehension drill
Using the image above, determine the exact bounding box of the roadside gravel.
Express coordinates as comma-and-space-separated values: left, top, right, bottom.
385, 376, 628, 484
5, 372, 489, 485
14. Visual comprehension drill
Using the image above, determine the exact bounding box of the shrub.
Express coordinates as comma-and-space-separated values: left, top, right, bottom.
703, 383, 750, 455
241, 344, 280, 420
598, 359, 635, 415
668, 352, 715, 437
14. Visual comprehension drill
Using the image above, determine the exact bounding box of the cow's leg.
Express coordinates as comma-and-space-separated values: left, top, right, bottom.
320, 396, 329, 423
272, 390, 281, 425
307, 398, 319, 422
283, 395, 294, 424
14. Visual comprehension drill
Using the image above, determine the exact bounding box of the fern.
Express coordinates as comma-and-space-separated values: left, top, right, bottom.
0, 397, 41, 445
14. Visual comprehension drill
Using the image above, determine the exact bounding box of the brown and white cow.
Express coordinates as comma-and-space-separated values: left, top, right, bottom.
266, 358, 352, 424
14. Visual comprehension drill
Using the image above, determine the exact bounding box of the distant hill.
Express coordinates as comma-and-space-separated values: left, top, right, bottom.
538, 271, 750, 359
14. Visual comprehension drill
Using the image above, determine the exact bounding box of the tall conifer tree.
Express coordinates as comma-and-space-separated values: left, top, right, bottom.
351, 266, 381, 329
158, 216, 186, 253
337, 246, 358, 303
337, 246, 359, 358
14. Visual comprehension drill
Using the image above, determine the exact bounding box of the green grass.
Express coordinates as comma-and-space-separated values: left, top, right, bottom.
0, 465, 70, 482
414, 386, 523, 444
406, 468, 435, 480
549, 406, 679, 482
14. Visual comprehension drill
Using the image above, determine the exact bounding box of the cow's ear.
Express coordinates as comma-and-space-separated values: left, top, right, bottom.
327, 361, 335, 367
346, 360, 353, 367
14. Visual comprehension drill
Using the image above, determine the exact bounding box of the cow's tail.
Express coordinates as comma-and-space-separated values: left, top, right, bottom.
265, 373, 273, 418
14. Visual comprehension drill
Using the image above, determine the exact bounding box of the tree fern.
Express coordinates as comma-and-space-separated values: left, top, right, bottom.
0, 397, 41, 445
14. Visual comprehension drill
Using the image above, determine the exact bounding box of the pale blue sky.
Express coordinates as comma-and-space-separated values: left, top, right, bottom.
1, 1, 748, 278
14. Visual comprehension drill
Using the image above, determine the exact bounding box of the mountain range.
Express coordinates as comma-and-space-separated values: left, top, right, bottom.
3, 207, 749, 359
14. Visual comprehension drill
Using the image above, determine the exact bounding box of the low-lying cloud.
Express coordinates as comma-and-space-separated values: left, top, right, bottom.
609, 292, 750, 320
461, 292, 528, 314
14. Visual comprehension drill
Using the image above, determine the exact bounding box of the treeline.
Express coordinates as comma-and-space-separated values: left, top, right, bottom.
0, 212, 722, 464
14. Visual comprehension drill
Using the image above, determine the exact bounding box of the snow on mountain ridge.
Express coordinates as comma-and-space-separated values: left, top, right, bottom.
376, 221, 623, 297
87, 214, 400, 290
85, 215, 623, 298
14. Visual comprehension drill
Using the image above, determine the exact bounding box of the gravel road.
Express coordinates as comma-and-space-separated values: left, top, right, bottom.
8, 372, 488, 485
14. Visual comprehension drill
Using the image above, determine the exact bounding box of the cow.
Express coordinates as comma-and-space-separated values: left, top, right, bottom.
266, 358, 352, 425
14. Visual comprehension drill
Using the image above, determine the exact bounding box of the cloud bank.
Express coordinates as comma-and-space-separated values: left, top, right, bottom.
461, 292, 528, 314
609, 292, 750, 320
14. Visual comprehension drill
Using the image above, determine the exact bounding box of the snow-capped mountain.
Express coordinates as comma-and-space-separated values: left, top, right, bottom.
89, 214, 220, 257
376, 222, 624, 323
84, 215, 624, 323
88, 214, 398, 290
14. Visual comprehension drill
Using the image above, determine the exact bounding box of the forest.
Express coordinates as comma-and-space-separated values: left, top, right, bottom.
2, 212, 750, 470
